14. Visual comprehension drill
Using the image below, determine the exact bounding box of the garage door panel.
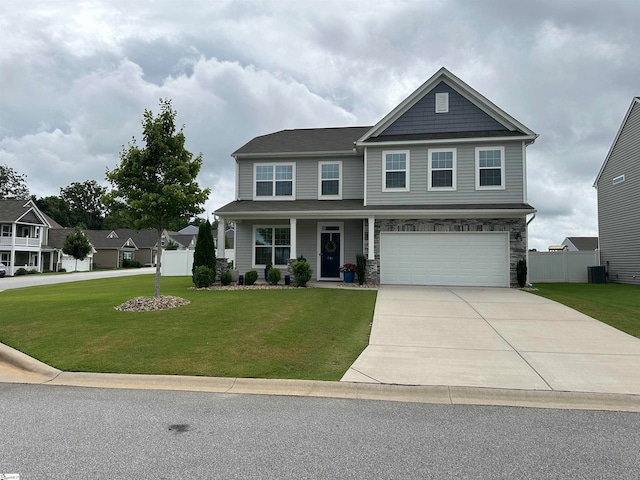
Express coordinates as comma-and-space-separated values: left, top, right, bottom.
380, 232, 509, 287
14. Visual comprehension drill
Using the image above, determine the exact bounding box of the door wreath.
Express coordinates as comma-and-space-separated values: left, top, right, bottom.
324, 240, 337, 253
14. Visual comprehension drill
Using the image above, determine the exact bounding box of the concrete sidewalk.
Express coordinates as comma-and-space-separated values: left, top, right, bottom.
0, 267, 155, 291
341, 285, 640, 396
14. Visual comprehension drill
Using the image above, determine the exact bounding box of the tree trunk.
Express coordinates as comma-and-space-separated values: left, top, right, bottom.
155, 228, 163, 298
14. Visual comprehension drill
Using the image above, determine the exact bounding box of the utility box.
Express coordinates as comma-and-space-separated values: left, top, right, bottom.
587, 266, 606, 284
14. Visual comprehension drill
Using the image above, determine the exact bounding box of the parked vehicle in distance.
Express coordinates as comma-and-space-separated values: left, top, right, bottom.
0, 263, 6, 278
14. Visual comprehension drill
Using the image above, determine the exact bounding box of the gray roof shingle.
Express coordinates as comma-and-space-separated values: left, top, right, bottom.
233, 126, 371, 156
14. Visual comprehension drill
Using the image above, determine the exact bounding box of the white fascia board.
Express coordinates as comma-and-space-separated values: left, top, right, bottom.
356, 135, 537, 148
225, 207, 536, 221
593, 97, 640, 187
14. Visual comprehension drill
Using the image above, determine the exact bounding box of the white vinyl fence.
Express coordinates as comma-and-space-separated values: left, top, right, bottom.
59, 254, 92, 272
160, 249, 235, 276
528, 250, 599, 283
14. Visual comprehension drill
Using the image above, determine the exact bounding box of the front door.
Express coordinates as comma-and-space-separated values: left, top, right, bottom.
320, 232, 341, 278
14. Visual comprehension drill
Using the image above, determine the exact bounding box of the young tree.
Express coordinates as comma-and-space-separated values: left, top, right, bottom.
62, 227, 92, 272
60, 180, 107, 229
105, 99, 210, 298
192, 219, 216, 284
0, 164, 30, 199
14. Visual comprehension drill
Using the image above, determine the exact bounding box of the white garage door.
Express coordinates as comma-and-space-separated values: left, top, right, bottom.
380, 232, 509, 287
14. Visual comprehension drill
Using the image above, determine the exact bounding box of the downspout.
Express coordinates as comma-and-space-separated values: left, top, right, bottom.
525, 213, 536, 286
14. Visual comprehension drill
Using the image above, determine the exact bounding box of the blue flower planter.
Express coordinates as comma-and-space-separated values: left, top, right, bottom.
343, 271, 355, 283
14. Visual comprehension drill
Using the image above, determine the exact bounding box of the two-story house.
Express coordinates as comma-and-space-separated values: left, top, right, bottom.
0, 199, 59, 275
594, 97, 640, 284
215, 68, 538, 287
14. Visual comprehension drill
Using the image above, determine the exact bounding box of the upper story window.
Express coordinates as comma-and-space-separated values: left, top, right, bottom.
428, 149, 456, 191
254, 164, 295, 200
1, 225, 11, 237
476, 147, 505, 190
318, 161, 342, 199
382, 150, 410, 192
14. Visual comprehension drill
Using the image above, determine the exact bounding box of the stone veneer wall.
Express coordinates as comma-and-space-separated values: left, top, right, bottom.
215, 257, 229, 281
368, 217, 527, 286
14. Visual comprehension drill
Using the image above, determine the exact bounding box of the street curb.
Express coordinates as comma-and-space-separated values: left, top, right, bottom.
0, 342, 61, 380
37, 372, 640, 413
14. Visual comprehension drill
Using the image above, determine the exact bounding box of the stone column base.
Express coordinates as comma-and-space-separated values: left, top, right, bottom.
366, 259, 380, 284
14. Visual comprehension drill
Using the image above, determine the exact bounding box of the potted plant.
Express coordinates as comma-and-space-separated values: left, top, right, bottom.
340, 263, 357, 283
228, 260, 239, 282
264, 260, 273, 281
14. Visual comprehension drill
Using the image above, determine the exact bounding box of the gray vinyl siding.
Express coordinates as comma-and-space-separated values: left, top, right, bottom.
234, 219, 364, 280
596, 100, 640, 285
366, 141, 525, 205
380, 82, 508, 136
237, 155, 363, 201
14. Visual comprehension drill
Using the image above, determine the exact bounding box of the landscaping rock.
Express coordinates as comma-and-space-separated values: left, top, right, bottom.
115, 296, 190, 312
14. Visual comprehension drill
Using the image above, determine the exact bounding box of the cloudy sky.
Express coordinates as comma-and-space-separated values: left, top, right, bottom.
1, 0, 638, 250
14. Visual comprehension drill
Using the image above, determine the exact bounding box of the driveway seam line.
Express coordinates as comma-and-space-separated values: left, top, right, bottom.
348, 367, 382, 384
447, 287, 555, 391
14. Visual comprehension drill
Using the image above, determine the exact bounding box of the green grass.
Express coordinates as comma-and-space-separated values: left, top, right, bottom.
0, 275, 376, 380
531, 283, 640, 338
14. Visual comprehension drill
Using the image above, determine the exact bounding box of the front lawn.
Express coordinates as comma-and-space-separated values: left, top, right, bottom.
0, 276, 376, 380
531, 283, 640, 338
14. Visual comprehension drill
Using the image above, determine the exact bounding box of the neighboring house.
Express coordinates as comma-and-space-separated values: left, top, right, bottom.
215, 68, 537, 287
47, 228, 95, 272
0, 199, 60, 275
561, 237, 599, 252
594, 97, 640, 284
178, 225, 199, 235
85, 228, 195, 268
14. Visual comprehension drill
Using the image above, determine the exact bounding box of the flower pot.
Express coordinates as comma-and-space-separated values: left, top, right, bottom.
343, 271, 355, 283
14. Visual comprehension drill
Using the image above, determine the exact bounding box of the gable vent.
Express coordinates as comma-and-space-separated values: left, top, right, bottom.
613, 174, 625, 185
435, 92, 449, 113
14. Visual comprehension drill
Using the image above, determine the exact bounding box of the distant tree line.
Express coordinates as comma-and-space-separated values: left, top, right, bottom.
1, 163, 206, 231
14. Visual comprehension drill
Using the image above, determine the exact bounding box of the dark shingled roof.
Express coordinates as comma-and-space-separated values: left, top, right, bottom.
48, 228, 76, 249
0, 199, 47, 224
216, 199, 535, 215
566, 237, 599, 251
233, 126, 371, 156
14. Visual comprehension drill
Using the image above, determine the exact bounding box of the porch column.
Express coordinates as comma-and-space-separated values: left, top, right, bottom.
289, 218, 297, 259
217, 217, 226, 258
368, 217, 375, 260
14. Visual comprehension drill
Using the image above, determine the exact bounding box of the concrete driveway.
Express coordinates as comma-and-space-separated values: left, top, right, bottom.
341, 285, 640, 395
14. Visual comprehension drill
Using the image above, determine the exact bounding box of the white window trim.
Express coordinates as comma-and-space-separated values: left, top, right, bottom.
428, 148, 457, 191
475, 146, 506, 190
318, 161, 342, 200
382, 150, 410, 192
613, 174, 625, 185
252, 225, 291, 268
253, 163, 296, 200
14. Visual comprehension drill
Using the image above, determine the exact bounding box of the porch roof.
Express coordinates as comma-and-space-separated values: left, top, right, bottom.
215, 200, 535, 219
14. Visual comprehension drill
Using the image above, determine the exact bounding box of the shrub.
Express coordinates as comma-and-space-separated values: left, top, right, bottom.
292, 261, 312, 287
220, 271, 232, 286
193, 265, 215, 288
267, 267, 281, 285
26, 269, 38, 274
356, 253, 367, 285
14, 268, 28, 276
123, 259, 142, 268
58, 267, 66, 273
244, 270, 258, 286
516, 258, 527, 288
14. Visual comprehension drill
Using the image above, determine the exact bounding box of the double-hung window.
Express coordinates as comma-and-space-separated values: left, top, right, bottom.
476, 147, 505, 190
382, 150, 410, 191
428, 149, 456, 190
1, 225, 11, 237
254, 226, 291, 266
254, 164, 295, 199
318, 161, 342, 199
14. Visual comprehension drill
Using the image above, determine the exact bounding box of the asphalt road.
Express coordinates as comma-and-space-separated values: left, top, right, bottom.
0, 267, 155, 290
0, 384, 638, 479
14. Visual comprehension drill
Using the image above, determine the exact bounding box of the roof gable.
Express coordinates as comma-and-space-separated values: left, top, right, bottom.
358, 67, 537, 144
0, 199, 50, 226
594, 97, 640, 186
563, 236, 599, 251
